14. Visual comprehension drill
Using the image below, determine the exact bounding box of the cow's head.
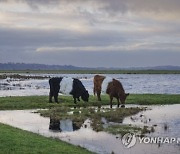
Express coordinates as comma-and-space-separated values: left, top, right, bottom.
120, 93, 129, 107
81, 90, 89, 102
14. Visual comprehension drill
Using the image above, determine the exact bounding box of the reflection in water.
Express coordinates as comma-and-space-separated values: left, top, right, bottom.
49, 118, 60, 131
49, 118, 80, 132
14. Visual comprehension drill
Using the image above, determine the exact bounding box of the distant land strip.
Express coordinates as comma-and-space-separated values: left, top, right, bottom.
0, 63, 180, 74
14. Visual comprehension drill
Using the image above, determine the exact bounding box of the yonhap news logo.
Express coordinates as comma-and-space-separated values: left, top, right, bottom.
122, 133, 180, 148
121, 133, 137, 148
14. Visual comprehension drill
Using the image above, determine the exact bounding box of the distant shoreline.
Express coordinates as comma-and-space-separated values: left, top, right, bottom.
0, 69, 180, 74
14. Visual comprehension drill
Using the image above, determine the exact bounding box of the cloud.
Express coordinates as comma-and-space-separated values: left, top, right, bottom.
1, 0, 180, 32
0, 0, 180, 67
5, 0, 179, 13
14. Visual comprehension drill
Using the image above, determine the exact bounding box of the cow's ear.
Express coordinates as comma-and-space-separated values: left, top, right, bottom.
112, 79, 116, 85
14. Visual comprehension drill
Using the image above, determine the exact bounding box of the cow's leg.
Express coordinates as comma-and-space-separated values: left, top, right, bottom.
49, 91, 53, 103
93, 86, 96, 96
73, 96, 77, 104
120, 100, 125, 108
117, 98, 120, 108
109, 95, 113, 108
77, 97, 80, 101
54, 93, 59, 103
97, 91, 101, 101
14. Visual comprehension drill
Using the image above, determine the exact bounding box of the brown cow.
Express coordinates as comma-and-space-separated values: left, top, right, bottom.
93, 75, 129, 108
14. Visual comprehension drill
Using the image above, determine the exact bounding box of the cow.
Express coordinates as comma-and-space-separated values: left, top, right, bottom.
49, 77, 89, 104
93, 75, 129, 108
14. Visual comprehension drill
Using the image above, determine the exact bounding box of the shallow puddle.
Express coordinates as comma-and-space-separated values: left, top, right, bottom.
123, 104, 180, 137
0, 105, 179, 154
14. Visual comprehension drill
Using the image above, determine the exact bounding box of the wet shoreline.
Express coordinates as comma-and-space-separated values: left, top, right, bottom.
0, 105, 179, 154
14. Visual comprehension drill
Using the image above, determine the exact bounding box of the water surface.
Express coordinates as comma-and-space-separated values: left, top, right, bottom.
0, 74, 180, 97
0, 104, 179, 154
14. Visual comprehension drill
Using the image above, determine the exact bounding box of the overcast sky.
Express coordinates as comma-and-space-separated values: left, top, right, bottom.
0, 0, 180, 67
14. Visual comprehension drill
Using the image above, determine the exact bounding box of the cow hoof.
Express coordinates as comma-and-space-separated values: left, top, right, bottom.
121, 105, 125, 108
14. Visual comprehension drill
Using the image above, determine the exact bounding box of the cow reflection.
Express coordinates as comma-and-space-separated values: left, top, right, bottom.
49, 118, 80, 132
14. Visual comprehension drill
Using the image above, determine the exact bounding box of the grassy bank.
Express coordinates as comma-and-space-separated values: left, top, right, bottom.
0, 123, 92, 154
0, 94, 180, 110
1, 69, 180, 74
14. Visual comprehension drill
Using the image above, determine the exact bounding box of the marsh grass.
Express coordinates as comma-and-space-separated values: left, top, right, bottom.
126, 94, 180, 105
0, 94, 179, 110
0, 123, 93, 154
104, 125, 142, 136
38, 106, 144, 133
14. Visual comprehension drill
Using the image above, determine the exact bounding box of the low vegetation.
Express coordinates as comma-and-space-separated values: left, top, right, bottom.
0, 94, 179, 110
104, 125, 142, 136
0, 74, 50, 79
39, 105, 155, 136
0, 123, 93, 154
38, 106, 144, 132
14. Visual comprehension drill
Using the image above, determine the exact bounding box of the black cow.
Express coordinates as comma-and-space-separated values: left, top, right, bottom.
49, 77, 89, 104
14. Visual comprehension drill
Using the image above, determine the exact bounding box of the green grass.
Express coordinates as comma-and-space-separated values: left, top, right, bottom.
104, 124, 156, 136
104, 125, 142, 136
0, 94, 180, 110
1, 69, 180, 74
0, 123, 93, 154
126, 94, 180, 105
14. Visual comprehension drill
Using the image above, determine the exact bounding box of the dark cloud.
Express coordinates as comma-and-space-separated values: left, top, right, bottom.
2, 49, 179, 68
0, 27, 127, 48
2, 0, 180, 13
101, 0, 180, 14
0, 25, 179, 67
16, 0, 180, 15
